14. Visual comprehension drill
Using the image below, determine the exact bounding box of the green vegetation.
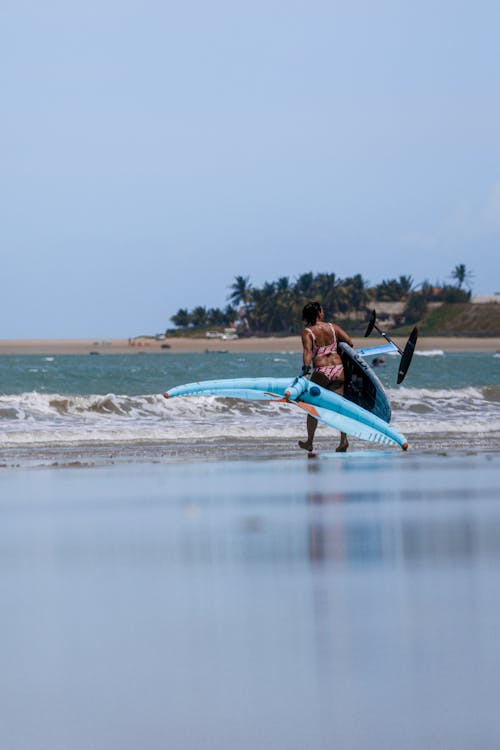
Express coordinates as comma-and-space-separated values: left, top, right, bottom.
450, 263, 474, 290
168, 266, 495, 336
417, 303, 500, 336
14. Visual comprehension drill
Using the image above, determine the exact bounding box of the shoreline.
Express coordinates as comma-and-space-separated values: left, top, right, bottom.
1, 335, 500, 354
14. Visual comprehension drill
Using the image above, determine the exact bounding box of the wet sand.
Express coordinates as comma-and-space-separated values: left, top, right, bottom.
1, 453, 500, 750
1, 335, 499, 354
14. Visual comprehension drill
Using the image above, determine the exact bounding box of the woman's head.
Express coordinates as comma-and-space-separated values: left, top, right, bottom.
302, 301, 323, 326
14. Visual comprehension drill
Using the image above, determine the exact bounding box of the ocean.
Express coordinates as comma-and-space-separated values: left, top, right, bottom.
1, 348, 500, 749
1, 349, 500, 465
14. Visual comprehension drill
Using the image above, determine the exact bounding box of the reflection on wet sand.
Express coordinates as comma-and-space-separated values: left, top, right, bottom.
1, 455, 500, 750
306, 490, 493, 566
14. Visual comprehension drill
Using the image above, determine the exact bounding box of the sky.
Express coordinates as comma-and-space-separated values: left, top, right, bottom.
1, 0, 499, 338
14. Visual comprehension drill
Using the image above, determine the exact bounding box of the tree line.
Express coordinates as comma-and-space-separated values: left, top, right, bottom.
170, 266, 473, 334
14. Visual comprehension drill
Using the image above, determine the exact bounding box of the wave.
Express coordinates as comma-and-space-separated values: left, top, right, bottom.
1, 387, 500, 449
387, 385, 500, 436
0, 391, 297, 448
414, 349, 445, 357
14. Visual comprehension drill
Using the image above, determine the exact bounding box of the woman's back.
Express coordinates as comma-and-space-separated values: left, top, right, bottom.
304, 322, 337, 357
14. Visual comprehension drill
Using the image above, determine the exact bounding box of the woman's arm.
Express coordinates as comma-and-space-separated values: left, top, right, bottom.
301, 329, 314, 369
333, 324, 353, 348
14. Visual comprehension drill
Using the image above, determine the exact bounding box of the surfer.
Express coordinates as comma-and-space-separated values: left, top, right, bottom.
298, 301, 353, 453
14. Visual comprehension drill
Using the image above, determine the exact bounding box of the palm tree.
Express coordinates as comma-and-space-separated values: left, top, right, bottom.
256, 282, 277, 331
190, 306, 208, 328
333, 281, 353, 313
313, 273, 338, 314
451, 264, 474, 290
374, 277, 412, 301
397, 275, 415, 298
170, 308, 191, 328
276, 276, 291, 293
228, 275, 252, 307
224, 304, 238, 325
247, 287, 264, 330
207, 307, 226, 326
372, 279, 389, 301
293, 272, 315, 298
342, 274, 369, 309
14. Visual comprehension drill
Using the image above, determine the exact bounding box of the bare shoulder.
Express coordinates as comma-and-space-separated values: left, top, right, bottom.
301, 328, 313, 345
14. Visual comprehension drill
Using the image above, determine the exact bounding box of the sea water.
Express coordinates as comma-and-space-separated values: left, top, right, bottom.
1, 349, 500, 749
0, 349, 499, 465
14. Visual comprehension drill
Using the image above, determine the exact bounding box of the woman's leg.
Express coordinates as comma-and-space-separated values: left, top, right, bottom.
298, 371, 349, 453
298, 414, 318, 452
334, 381, 349, 452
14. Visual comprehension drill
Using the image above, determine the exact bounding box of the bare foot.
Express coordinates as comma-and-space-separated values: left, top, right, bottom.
298, 440, 313, 453
335, 439, 349, 453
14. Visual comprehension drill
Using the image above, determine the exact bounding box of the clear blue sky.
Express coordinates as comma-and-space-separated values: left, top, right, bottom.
2, 0, 499, 338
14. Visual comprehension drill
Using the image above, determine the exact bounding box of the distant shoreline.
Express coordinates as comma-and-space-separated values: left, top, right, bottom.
1, 336, 499, 354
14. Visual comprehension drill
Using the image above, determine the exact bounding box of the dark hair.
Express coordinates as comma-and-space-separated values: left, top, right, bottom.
302, 301, 322, 325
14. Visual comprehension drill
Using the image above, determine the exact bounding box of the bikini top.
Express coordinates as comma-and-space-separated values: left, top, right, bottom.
305, 323, 337, 358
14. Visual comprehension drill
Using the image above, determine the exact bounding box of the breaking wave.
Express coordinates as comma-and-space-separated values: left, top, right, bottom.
387, 385, 500, 436
0, 391, 296, 447
1, 386, 500, 450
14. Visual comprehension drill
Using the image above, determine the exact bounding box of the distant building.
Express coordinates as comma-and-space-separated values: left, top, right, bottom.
471, 294, 500, 304
369, 302, 406, 327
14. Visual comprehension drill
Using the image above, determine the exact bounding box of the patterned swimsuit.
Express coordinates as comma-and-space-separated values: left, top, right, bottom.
305, 323, 344, 382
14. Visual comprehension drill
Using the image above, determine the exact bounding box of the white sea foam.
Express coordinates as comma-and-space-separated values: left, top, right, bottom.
1, 387, 499, 450
388, 385, 486, 403
389, 385, 500, 437
379, 348, 444, 357
0, 392, 304, 448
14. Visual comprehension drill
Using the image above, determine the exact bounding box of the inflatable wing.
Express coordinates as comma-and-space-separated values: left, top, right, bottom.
163, 375, 408, 450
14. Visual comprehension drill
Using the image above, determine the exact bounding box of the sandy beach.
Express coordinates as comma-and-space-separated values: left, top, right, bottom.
2, 454, 500, 750
1, 335, 500, 355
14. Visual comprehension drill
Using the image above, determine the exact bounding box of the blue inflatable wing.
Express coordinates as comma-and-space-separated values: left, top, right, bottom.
163, 375, 408, 450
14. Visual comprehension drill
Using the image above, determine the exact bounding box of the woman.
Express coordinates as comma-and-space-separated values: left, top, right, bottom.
299, 301, 353, 453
